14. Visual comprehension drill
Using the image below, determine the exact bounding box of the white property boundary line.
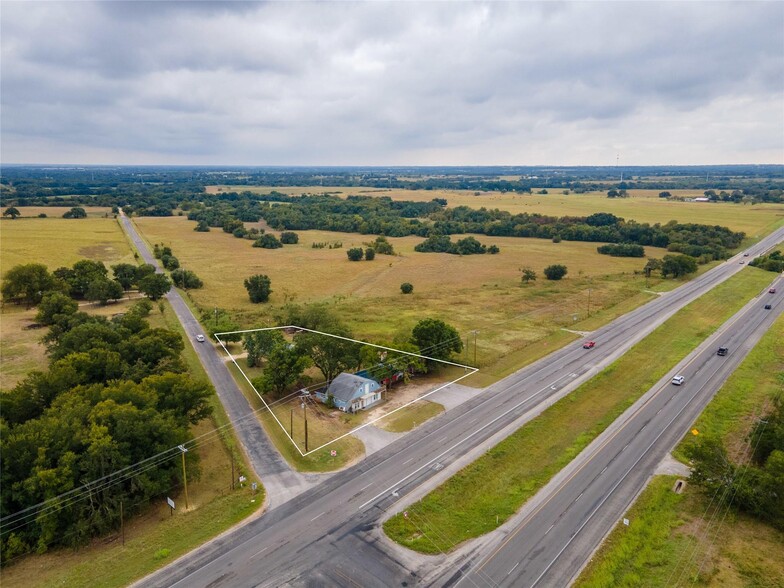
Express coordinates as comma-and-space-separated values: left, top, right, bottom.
215, 325, 479, 457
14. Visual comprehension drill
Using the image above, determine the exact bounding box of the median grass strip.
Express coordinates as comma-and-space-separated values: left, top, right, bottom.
575, 312, 784, 588
383, 267, 773, 554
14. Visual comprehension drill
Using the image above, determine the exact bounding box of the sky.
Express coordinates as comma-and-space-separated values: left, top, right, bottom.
1, 1, 782, 166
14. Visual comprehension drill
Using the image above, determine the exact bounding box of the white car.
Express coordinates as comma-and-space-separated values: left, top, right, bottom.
672, 375, 685, 386
196, 334, 205, 342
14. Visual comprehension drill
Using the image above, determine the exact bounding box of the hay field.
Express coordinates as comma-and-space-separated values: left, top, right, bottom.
205, 185, 783, 238
1, 208, 135, 271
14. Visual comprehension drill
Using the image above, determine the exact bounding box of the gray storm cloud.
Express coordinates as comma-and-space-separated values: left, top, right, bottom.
1, 1, 782, 165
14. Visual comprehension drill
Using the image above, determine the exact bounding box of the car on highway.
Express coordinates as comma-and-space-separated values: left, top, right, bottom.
743, 252, 750, 257
765, 304, 772, 310
717, 347, 728, 356
196, 334, 205, 342
582, 341, 596, 349
770, 288, 777, 294
739, 260, 745, 264
671, 375, 685, 385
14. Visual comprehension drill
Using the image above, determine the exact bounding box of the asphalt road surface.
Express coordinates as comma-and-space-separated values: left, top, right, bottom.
133, 225, 784, 588
446, 271, 784, 588
117, 212, 317, 505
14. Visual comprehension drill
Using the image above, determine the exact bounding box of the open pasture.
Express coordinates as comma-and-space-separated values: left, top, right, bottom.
0, 207, 135, 271
205, 185, 783, 238
134, 215, 667, 376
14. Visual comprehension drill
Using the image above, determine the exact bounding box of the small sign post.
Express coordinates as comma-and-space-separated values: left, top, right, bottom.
167, 497, 175, 516
623, 518, 630, 526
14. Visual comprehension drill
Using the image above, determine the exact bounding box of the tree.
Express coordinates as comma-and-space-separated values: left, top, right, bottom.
280, 231, 299, 244
111, 263, 139, 290
86, 279, 124, 305
194, 220, 210, 232
203, 309, 242, 342
296, 331, 361, 383
411, 318, 463, 364
253, 234, 282, 249
3, 207, 20, 219
661, 254, 698, 278
401, 282, 414, 294
254, 344, 311, 398
62, 206, 87, 219
138, 273, 171, 300
244, 274, 272, 303
643, 258, 662, 278
1, 263, 62, 306
243, 329, 285, 367
161, 254, 179, 271
347, 247, 364, 261
135, 263, 156, 283
659, 191, 672, 199
543, 264, 568, 280
521, 268, 537, 283
372, 236, 395, 255
365, 247, 376, 261
63, 259, 108, 298
170, 269, 203, 289
36, 291, 78, 325
487, 244, 500, 254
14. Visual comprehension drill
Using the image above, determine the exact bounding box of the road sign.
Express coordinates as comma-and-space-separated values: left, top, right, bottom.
251, 482, 257, 491
623, 518, 629, 526
691, 429, 699, 436
167, 497, 175, 509
239, 475, 246, 483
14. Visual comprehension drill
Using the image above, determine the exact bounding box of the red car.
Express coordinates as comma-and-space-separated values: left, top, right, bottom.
770, 288, 777, 294
583, 341, 596, 349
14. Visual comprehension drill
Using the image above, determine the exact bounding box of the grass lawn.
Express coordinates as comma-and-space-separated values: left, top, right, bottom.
575, 312, 784, 588
382, 267, 773, 554
205, 186, 784, 240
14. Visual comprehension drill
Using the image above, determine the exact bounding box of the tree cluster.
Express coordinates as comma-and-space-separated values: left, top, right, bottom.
687, 396, 784, 531
749, 251, 784, 273
414, 235, 499, 255
0, 300, 213, 560
597, 243, 646, 257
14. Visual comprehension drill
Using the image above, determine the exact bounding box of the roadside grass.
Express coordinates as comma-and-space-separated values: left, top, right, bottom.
378, 400, 445, 433
204, 186, 784, 238
382, 267, 773, 554
575, 313, 784, 588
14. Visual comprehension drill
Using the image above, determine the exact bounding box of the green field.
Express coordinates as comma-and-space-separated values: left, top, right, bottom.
382, 267, 774, 554
378, 400, 445, 433
576, 313, 784, 587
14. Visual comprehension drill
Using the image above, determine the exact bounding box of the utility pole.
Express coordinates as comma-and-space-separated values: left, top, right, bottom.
588, 288, 592, 317
473, 330, 479, 366
214, 307, 218, 328
231, 459, 235, 491
303, 404, 308, 452
179, 445, 189, 510
120, 499, 125, 546
290, 409, 294, 440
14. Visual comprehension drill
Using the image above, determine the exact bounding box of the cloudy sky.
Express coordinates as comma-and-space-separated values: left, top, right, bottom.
1, 1, 782, 166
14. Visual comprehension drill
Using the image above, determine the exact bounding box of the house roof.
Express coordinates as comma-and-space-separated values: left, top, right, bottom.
326, 373, 380, 404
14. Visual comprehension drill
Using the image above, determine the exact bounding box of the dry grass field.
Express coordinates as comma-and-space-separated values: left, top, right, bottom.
1, 209, 137, 388
133, 215, 667, 374
205, 186, 784, 239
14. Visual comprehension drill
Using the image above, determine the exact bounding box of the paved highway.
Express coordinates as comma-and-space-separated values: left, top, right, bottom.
135, 225, 784, 588
444, 271, 783, 587
117, 212, 317, 505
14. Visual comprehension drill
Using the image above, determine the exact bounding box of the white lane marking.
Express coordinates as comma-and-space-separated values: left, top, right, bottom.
508, 561, 520, 575
403, 457, 414, 465
469, 418, 478, 424
438, 437, 448, 443
310, 511, 325, 522
359, 375, 573, 510
601, 466, 608, 474
575, 492, 583, 502
250, 546, 268, 560
360, 483, 373, 491
545, 524, 555, 535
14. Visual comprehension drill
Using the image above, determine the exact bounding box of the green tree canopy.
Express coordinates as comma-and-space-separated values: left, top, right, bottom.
243, 329, 285, 368
3, 206, 20, 219
543, 264, 568, 280
138, 273, 171, 300
1, 263, 63, 307
410, 318, 463, 365
244, 274, 272, 303
254, 344, 310, 398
